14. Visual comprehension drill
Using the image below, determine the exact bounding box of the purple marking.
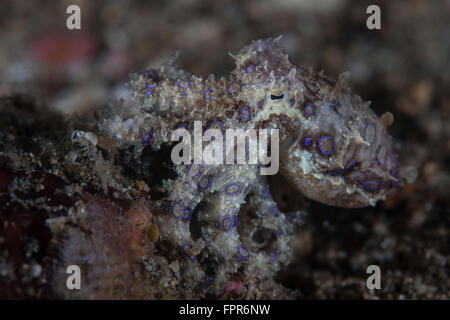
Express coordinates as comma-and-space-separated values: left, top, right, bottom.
262, 187, 271, 199
231, 215, 237, 227
221, 217, 232, 231
268, 250, 280, 263
187, 162, 201, 177
178, 79, 190, 89
233, 146, 248, 162
182, 244, 196, 262
145, 83, 157, 96
228, 82, 242, 94
201, 275, 214, 287
275, 230, 284, 237
139, 70, 159, 80
362, 179, 380, 192
304, 103, 314, 116
198, 176, 210, 190
203, 89, 212, 100
206, 121, 223, 139
318, 136, 333, 155
236, 246, 250, 263
364, 123, 376, 144
139, 129, 151, 145
172, 203, 191, 221
345, 160, 356, 170
163, 205, 170, 214
241, 107, 251, 120
225, 183, 241, 195
304, 137, 311, 146
246, 64, 254, 73
271, 205, 279, 216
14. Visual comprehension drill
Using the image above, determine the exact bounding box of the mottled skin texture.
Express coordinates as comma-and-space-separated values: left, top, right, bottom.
97, 37, 402, 294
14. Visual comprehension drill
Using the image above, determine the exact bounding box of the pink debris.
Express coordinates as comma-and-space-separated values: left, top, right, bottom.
224, 280, 243, 296
29, 32, 95, 66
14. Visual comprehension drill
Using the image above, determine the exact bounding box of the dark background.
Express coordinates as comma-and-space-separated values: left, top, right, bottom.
0, 0, 449, 299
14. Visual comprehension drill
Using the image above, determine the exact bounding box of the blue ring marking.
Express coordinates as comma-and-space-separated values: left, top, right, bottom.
333, 99, 350, 119
291, 99, 295, 105
246, 64, 254, 73
231, 215, 237, 227
274, 57, 280, 62
222, 217, 232, 231
206, 121, 223, 139
364, 123, 376, 144
345, 160, 356, 170
187, 162, 201, 177
238, 246, 250, 259
228, 82, 242, 94
203, 89, 212, 100
180, 208, 191, 221
145, 83, 157, 96
139, 129, 151, 145
318, 136, 333, 154
182, 244, 196, 262
178, 79, 190, 89
171, 203, 182, 218
225, 184, 241, 195
271, 205, 279, 216
258, 101, 263, 108
201, 275, 214, 287
377, 146, 388, 166
233, 146, 248, 162
241, 107, 251, 120
304, 103, 315, 115
304, 137, 311, 146
198, 177, 210, 190
362, 180, 380, 192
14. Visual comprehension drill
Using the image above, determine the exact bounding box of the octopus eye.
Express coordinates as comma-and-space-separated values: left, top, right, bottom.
270, 93, 285, 101
318, 136, 333, 155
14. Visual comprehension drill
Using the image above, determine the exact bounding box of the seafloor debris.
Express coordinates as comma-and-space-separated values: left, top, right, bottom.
0, 38, 415, 299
